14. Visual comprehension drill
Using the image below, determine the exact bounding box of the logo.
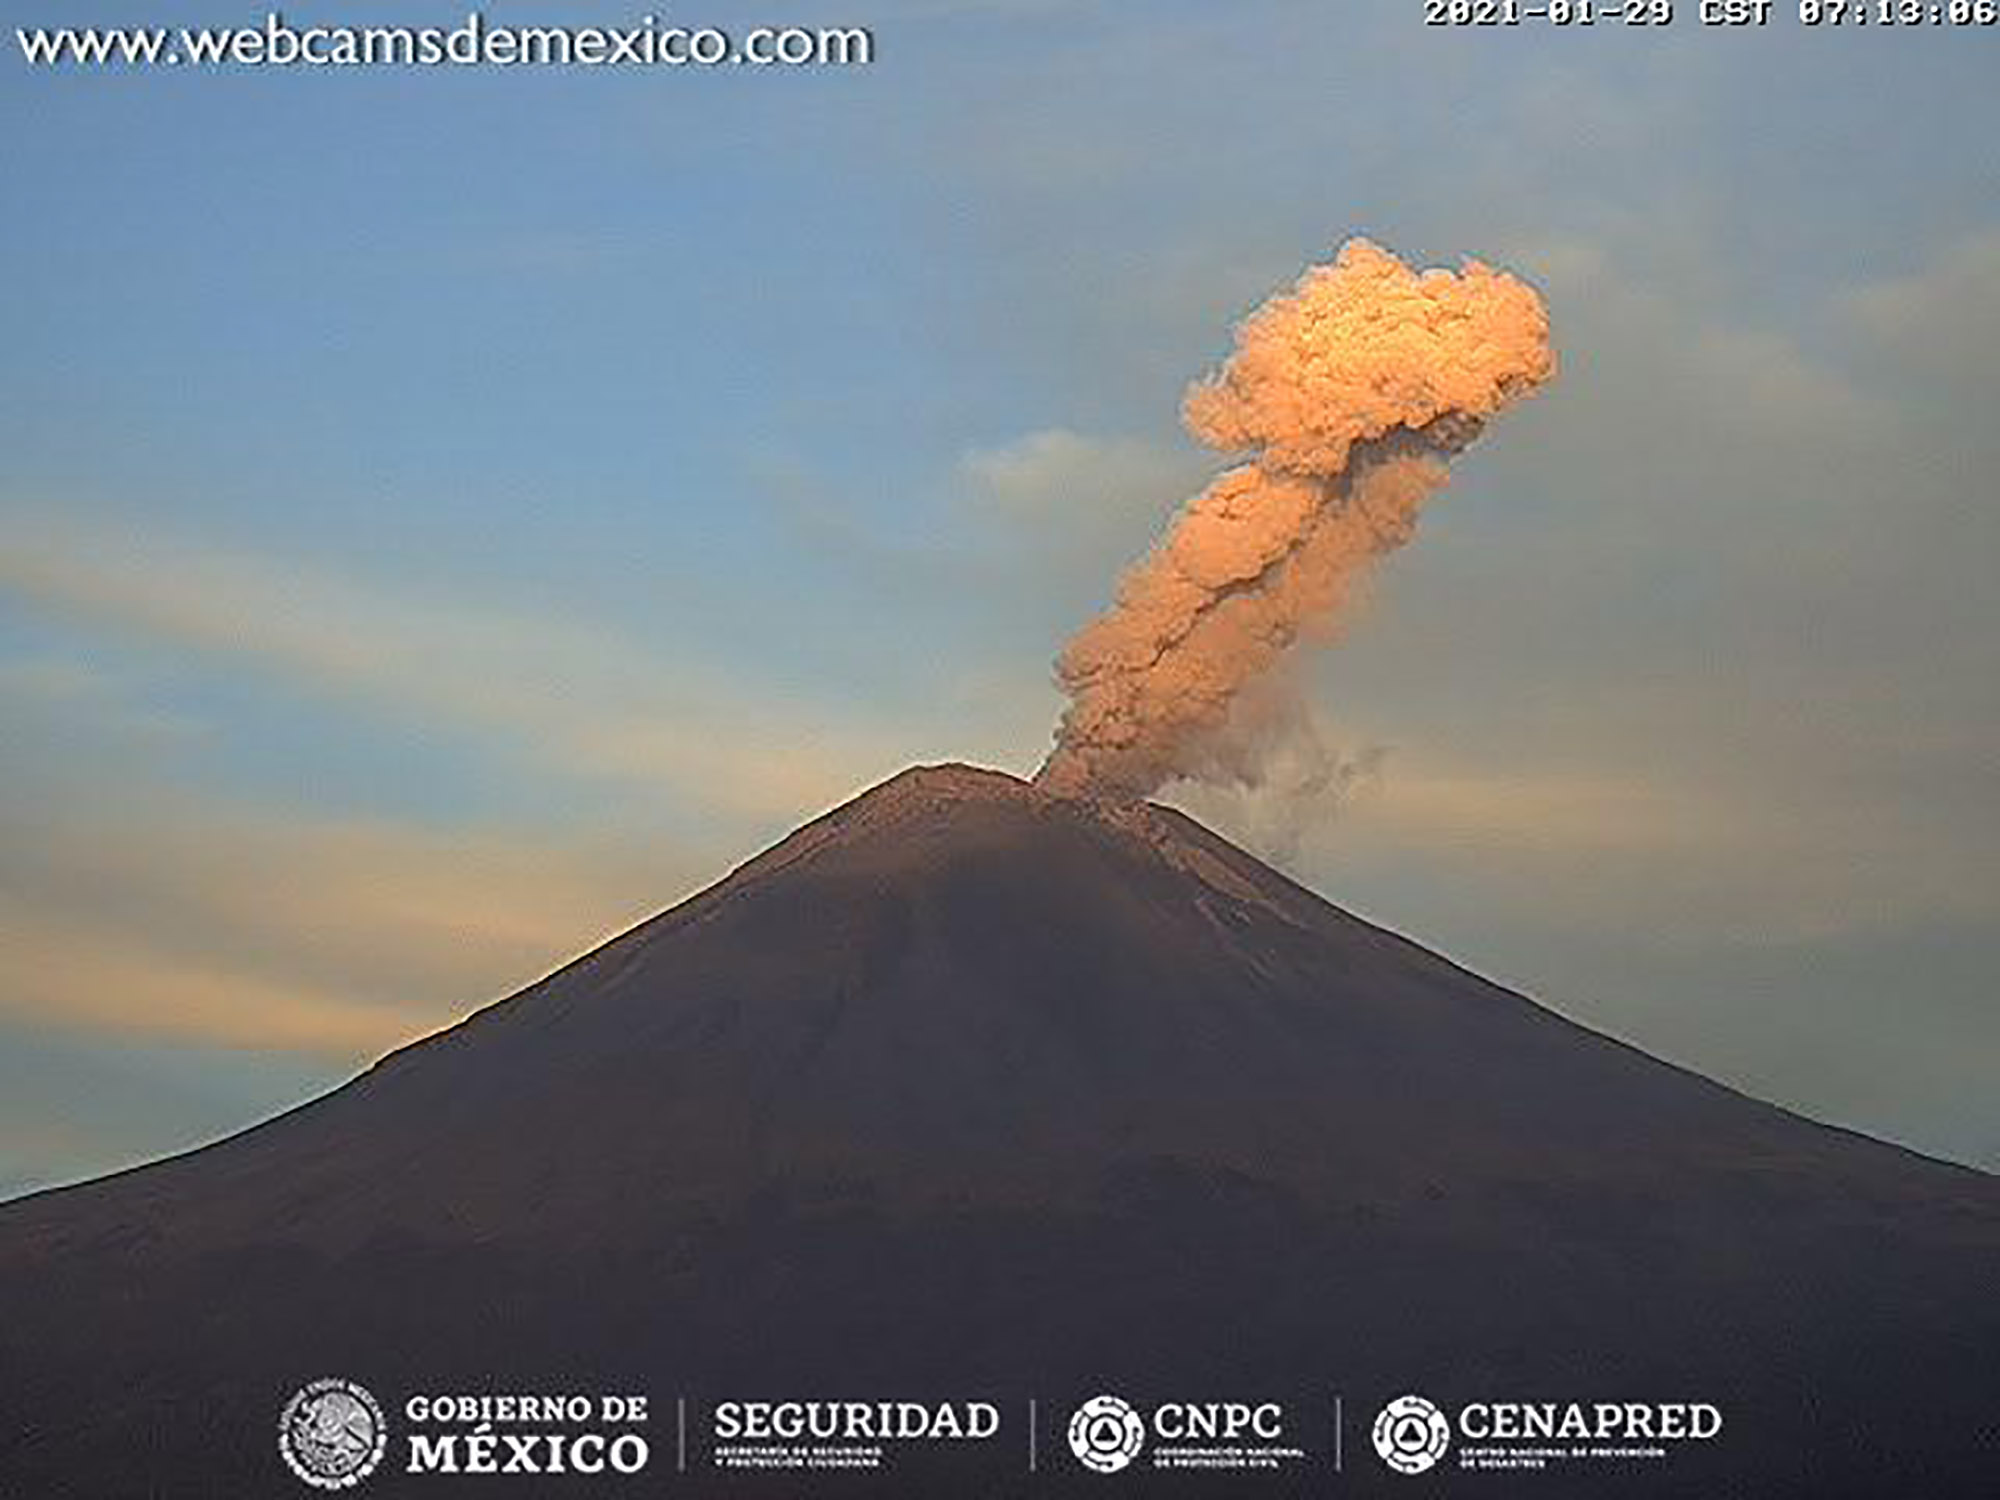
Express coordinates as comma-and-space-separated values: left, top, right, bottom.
1068, 1394, 1146, 1474
1373, 1393, 1450, 1476
279, 1378, 388, 1489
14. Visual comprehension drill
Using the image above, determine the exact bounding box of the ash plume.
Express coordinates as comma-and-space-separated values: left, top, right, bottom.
1035, 239, 1555, 802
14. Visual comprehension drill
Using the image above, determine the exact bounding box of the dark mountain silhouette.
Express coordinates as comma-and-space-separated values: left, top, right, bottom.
1, 764, 1994, 1496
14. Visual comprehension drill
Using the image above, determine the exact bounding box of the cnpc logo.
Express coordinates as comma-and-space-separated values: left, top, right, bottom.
1067, 1393, 1285, 1474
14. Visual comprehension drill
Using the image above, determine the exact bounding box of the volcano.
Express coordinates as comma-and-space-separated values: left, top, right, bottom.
1, 764, 1994, 1496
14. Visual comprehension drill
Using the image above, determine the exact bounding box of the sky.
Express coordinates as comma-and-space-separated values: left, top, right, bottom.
3, 0, 1995, 1197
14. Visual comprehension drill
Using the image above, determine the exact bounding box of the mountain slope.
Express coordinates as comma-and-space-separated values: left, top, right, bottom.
1, 764, 1994, 1496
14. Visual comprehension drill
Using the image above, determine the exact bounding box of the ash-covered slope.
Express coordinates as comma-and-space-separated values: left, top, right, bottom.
1, 764, 1995, 1497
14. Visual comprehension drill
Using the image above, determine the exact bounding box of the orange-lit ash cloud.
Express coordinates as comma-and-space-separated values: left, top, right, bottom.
1035, 239, 1556, 802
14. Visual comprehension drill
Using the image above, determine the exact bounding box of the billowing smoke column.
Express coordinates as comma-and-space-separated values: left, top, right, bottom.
1035, 239, 1556, 802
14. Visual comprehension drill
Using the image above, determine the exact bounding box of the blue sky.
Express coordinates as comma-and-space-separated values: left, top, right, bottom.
4, 0, 1997, 1196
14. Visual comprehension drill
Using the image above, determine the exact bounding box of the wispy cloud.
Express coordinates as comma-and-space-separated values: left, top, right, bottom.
0, 785, 714, 1059
0, 655, 206, 747
0, 516, 921, 822
959, 426, 1200, 536
1842, 226, 2000, 389
1285, 749, 1996, 945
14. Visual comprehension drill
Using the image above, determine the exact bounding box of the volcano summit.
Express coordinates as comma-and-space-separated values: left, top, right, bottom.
1, 765, 1994, 1495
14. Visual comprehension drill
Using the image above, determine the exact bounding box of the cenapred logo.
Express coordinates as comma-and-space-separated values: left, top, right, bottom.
279, 1377, 389, 1489
1068, 1393, 1146, 1474
1373, 1393, 1451, 1476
